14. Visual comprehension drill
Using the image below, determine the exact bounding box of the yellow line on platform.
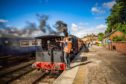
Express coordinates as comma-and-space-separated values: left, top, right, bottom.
73, 60, 87, 84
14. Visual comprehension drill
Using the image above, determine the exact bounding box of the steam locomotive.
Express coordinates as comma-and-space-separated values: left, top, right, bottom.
32, 35, 83, 72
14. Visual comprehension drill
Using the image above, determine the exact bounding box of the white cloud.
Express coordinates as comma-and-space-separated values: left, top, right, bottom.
91, 7, 100, 13
91, 6, 105, 14
103, 1, 116, 9
0, 19, 8, 23
96, 24, 107, 30
71, 23, 107, 38
71, 23, 78, 32
91, 1, 115, 15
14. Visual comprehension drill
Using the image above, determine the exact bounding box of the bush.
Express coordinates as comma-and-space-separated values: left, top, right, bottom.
96, 43, 102, 46
112, 35, 126, 42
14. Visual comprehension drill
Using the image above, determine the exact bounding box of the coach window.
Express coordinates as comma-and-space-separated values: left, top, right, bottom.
20, 40, 29, 47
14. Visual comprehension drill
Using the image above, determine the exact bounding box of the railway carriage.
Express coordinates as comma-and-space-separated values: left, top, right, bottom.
0, 37, 41, 56
0, 37, 41, 67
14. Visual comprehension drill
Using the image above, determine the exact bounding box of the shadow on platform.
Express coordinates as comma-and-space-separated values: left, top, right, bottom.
73, 56, 87, 63
71, 61, 91, 69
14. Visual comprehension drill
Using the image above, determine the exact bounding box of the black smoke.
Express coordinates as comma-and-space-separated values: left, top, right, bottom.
37, 14, 48, 33
37, 14, 56, 34
55, 20, 68, 36
0, 15, 68, 37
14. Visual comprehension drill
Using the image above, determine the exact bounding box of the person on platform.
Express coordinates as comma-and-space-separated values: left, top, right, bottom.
56, 34, 72, 69
107, 39, 112, 50
63, 36, 72, 69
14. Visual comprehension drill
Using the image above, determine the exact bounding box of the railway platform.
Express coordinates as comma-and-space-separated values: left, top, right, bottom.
53, 47, 88, 84
53, 45, 126, 84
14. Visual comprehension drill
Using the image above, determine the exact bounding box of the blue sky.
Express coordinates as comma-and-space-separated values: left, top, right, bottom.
0, 0, 115, 37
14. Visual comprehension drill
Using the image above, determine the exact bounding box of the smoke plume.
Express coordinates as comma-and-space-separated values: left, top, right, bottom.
55, 21, 68, 36
0, 15, 68, 37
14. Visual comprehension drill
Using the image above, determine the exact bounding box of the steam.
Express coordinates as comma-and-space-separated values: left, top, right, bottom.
0, 15, 68, 37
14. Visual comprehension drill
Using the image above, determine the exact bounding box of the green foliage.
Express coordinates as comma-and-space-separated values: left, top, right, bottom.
112, 35, 126, 42
106, 0, 126, 34
115, 23, 126, 34
120, 23, 126, 34
96, 43, 102, 46
98, 33, 104, 41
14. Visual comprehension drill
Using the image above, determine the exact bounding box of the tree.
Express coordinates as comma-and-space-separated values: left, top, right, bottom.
98, 33, 104, 41
106, 0, 126, 34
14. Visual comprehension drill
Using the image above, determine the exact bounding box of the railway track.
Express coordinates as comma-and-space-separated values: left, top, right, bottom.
34, 71, 62, 84
0, 61, 35, 84
10, 70, 62, 84
0, 55, 34, 69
